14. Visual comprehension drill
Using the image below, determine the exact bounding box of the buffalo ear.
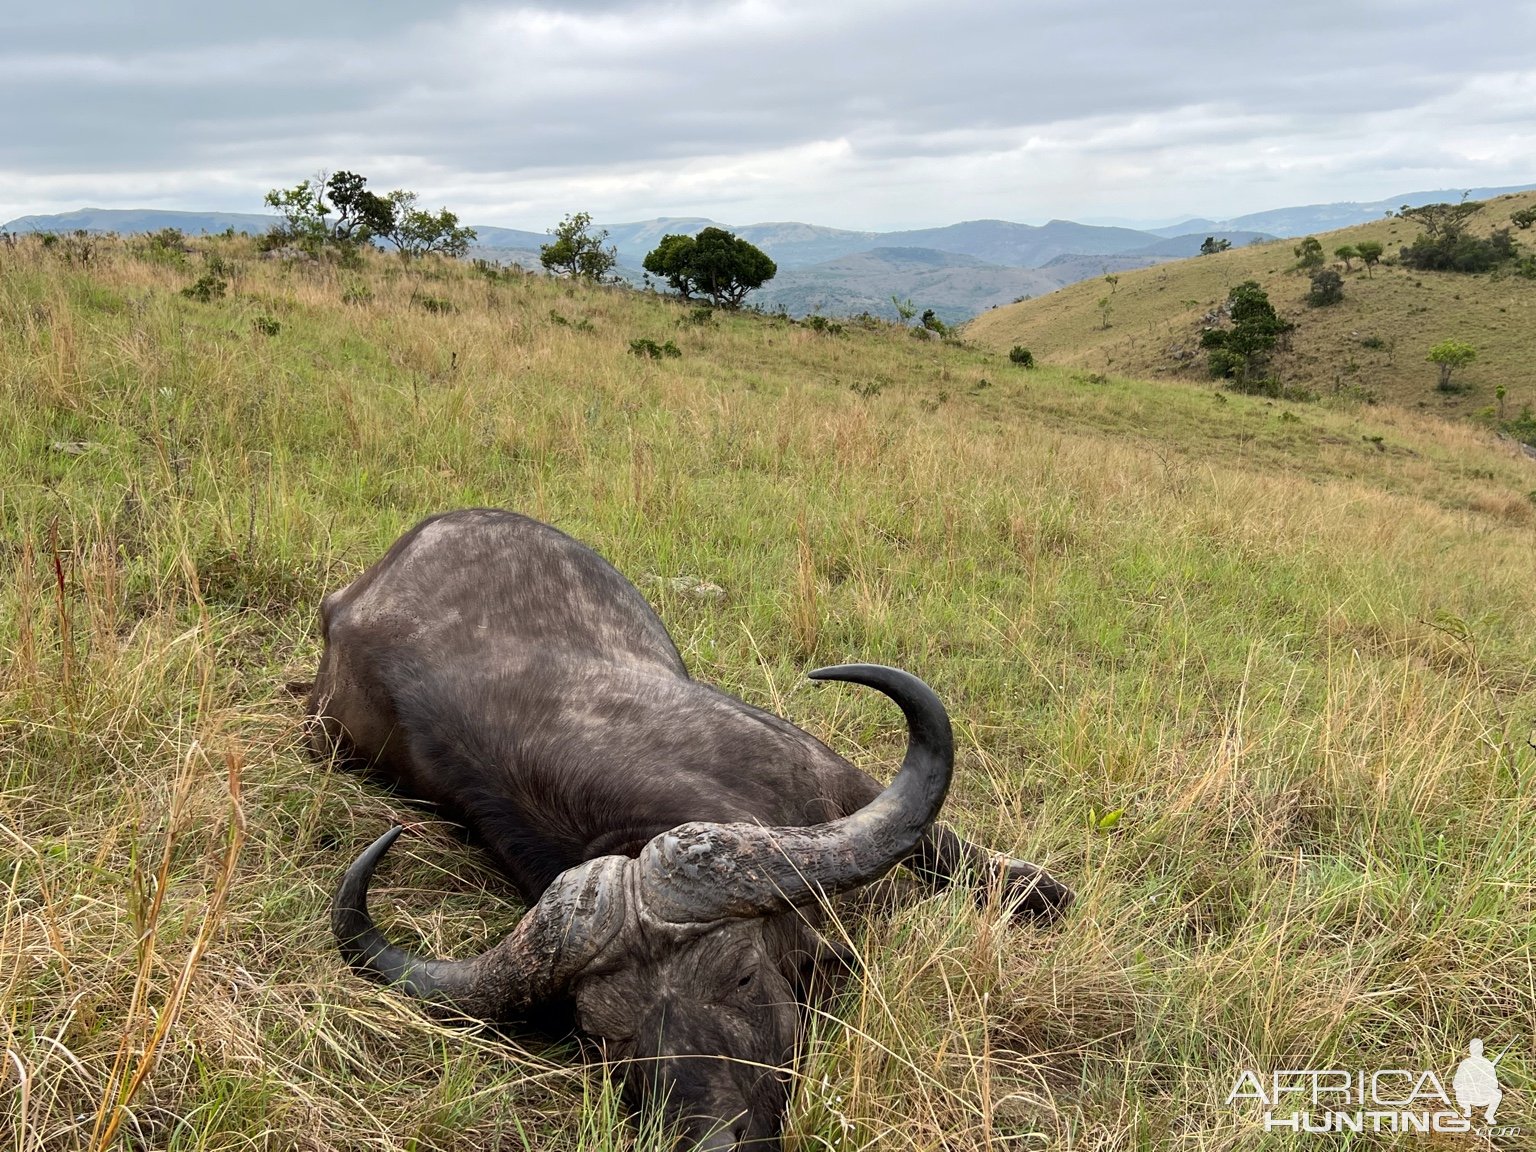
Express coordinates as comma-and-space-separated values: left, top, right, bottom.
811, 934, 861, 974
770, 920, 861, 997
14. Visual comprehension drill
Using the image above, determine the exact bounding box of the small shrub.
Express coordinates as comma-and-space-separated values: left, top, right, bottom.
140, 228, 189, 266
60, 230, 100, 264
203, 252, 237, 280
849, 379, 883, 399
804, 315, 844, 335
1009, 346, 1035, 368
181, 273, 227, 302
1503, 404, 1536, 447
680, 306, 715, 327
1359, 334, 1386, 349
415, 294, 455, 314
630, 338, 682, 359
1225, 375, 1318, 402
1400, 227, 1517, 273
472, 258, 520, 282
251, 316, 281, 337
1509, 206, 1536, 230
1306, 268, 1344, 306
341, 283, 373, 306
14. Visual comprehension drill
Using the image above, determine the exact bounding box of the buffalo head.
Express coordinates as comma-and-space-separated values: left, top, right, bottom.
333, 663, 953, 1148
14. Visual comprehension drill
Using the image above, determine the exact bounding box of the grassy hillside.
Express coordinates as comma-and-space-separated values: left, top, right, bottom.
968, 190, 1536, 430
3, 234, 1534, 1150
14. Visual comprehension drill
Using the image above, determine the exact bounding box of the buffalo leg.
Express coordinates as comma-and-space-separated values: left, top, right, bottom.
908, 823, 1074, 919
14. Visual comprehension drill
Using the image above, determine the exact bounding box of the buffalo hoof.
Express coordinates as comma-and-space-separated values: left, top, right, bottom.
993, 858, 1074, 921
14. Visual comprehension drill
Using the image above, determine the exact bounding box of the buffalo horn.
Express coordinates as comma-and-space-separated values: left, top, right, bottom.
332, 825, 629, 1017
636, 663, 954, 923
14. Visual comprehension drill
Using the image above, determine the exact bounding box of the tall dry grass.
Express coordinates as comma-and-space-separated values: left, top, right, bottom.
1, 233, 1532, 1149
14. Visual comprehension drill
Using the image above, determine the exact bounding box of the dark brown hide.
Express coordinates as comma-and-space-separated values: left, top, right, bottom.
315, 509, 1071, 1149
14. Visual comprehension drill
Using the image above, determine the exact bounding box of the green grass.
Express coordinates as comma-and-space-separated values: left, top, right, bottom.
2, 233, 1533, 1149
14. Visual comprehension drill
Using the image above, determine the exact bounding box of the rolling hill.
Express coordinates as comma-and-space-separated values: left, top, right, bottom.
0, 207, 280, 235
16, 185, 1534, 328
1144, 182, 1536, 238
750, 247, 1060, 323
0, 208, 1276, 323
967, 189, 1536, 432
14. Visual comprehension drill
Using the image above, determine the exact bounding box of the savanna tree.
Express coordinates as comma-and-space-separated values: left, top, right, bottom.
1293, 236, 1324, 270
642, 233, 701, 298
384, 191, 477, 258
1427, 339, 1476, 390
642, 227, 775, 308
264, 170, 474, 259
1201, 280, 1292, 385
541, 212, 617, 281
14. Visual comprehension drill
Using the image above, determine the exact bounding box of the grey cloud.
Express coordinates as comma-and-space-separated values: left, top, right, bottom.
6, 0, 444, 51
3, 0, 1533, 226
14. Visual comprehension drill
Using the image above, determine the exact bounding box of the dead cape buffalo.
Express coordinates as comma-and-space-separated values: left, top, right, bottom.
310, 508, 1071, 1150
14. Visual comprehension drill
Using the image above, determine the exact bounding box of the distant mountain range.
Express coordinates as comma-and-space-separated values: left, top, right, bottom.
0, 208, 280, 236
1143, 183, 1536, 239
419, 220, 1276, 324
6, 181, 1531, 323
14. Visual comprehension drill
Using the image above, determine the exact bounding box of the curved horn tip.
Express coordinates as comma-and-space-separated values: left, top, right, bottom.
806, 664, 945, 713
332, 824, 405, 942
354, 823, 406, 872
808, 661, 883, 680
807, 662, 916, 684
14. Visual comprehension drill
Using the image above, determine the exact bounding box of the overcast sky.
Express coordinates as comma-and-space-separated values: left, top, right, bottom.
3, 0, 1533, 231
